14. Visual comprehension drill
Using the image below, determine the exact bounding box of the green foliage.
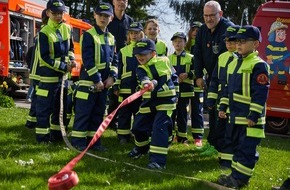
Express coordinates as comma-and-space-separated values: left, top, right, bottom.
0, 81, 15, 108
0, 107, 289, 189
169, 0, 265, 25
65, 0, 156, 24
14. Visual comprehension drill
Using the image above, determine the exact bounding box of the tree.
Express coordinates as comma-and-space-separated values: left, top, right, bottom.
64, 0, 156, 23
168, 0, 264, 26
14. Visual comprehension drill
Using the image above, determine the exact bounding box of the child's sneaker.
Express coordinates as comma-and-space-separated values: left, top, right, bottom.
128, 147, 145, 159
194, 139, 203, 148
147, 162, 166, 170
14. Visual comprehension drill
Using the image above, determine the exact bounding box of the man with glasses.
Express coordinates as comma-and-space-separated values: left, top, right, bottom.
193, 0, 235, 155
35, 0, 76, 143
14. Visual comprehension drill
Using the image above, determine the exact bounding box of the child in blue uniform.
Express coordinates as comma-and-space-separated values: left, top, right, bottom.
218, 25, 270, 189
128, 38, 177, 170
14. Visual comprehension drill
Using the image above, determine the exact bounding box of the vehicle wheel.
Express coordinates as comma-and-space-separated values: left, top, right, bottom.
265, 117, 289, 134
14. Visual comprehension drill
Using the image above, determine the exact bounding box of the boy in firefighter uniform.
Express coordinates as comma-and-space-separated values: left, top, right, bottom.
128, 38, 178, 170
218, 25, 270, 189
113, 22, 144, 144
207, 25, 238, 164
168, 32, 194, 145
71, 3, 117, 151
35, 0, 75, 143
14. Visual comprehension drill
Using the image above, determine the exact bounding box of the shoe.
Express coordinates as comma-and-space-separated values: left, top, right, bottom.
73, 145, 86, 151
182, 140, 189, 147
218, 175, 248, 189
90, 145, 108, 151
147, 162, 165, 170
194, 139, 203, 148
200, 145, 218, 157
128, 147, 145, 159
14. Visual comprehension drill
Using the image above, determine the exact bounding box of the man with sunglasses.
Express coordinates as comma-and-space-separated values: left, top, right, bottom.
35, 0, 76, 143
193, 0, 235, 155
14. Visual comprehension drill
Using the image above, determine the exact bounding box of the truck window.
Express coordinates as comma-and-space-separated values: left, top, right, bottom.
73, 27, 80, 43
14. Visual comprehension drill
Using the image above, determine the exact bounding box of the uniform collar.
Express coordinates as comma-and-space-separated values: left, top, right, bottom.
174, 50, 186, 57
47, 19, 62, 30
94, 25, 109, 35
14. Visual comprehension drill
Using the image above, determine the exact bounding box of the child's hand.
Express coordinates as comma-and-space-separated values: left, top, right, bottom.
143, 80, 157, 91
218, 111, 227, 119
179, 73, 188, 80
104, 77, 114, 88
247, 119, 256, 127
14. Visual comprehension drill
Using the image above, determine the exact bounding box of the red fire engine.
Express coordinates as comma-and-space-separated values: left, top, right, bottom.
0, 0, 91, 94
253, 0, 290, 134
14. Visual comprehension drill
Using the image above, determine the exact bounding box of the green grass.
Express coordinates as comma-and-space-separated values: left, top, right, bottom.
0, 107, 289, 190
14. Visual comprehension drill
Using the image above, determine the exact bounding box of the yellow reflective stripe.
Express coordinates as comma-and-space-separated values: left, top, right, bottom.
68, 51, 75, 59
54, 59, 61, 69
110, 65, 118, 73
29, 74, 40, 81
180, 92, 194, 97
117, 129, 131, 135
27, 115, 37, 122
243, 73, 250, 97
182, 79, 194, 84
40, 76, 59, 83
71, 130, 87, 138
87, 131, 97, 137
220, 97, 229, 105
118, 96, 124, 102
135, 139, 150, 147
66, 113, 72, 119
139, 107, 151, 113
143, 92, 151, 98
157, 89, 176, 97
87, 66, 98, 76
50, 124, 60, 131
78, 80, 94, 87
115, 79, 120, 85
75, 91, 89, 100
218, 84, 222, 92
150, 145, 168, 155
191, 128, 204, 134
194, 87, 203, 92
247, 127, 265, 138
250, 103, 264, 114
220, 153, 233, 161
121, 71, 132, 79
156, 104, 176, 111
35, 127, 50, 135
36, 88, 49, 97
235, 162, 254, 177
161, 83, 169, 91
235, 116, 266, 125
175, 86, 179, 93
208, 92, 218, 99
119, 89, 131, 94
177, 131, 187, 138
233, 93, 251, 104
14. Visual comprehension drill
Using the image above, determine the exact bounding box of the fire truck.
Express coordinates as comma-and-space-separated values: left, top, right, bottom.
252, 0, 290, 134
0, 0, 91, 95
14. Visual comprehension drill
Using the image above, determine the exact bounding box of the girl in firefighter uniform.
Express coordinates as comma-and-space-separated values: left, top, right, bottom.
113, 22, 144, 144
218, 25, 270, 189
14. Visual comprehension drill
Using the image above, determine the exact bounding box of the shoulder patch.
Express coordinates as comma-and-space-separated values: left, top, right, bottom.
256, 73, 268, 85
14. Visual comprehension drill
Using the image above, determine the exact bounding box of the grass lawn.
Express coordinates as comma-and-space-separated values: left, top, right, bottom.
0, 107, 289, 190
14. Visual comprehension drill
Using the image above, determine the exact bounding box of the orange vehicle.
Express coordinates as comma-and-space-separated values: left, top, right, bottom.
252, 0, 290, 134
0, 0, 91, 94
